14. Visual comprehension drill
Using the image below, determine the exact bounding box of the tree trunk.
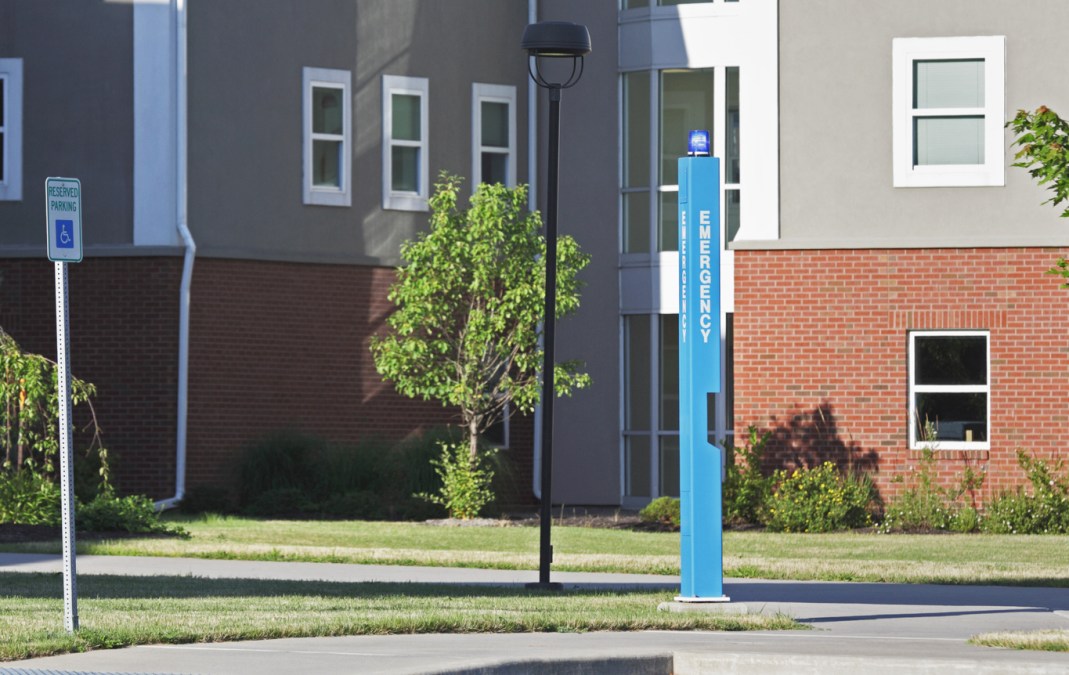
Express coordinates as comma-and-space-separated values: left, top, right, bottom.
468, 417, 479, 463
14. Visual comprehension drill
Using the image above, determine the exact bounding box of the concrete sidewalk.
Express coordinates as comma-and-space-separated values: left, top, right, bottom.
2, 552, 1068, 673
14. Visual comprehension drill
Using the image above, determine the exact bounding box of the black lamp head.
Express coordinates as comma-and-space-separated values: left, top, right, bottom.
522, 21, 591, 58
522, 21, 591, 89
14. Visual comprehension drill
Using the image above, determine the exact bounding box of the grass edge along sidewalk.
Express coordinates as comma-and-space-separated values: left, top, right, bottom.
5, 516, 1069, 587
970, 630, 1069, 652
0, 573, 801, 662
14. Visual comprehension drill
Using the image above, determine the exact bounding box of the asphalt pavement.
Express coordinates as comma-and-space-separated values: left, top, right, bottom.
2, 552, 1068, 674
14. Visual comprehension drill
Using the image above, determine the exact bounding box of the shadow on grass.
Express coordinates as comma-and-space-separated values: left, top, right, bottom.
0, 573, 673, 601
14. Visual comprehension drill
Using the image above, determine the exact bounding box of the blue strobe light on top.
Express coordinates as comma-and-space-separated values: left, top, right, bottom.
687, 129, 710, 156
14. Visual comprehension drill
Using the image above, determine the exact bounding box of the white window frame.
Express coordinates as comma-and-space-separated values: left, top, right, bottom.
302, 67, 351, 207
0, 58, 24, 201
472, 83, 517, 189
908, 330, 991, 451
382, 75, 429, 211
892, 36, 1005, 188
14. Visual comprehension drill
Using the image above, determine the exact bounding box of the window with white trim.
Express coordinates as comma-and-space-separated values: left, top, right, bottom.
908, 331, 990, 450
382, 75, 429, 211
472, 83, 516, 188
302, 67, 351, 206
0, 58, 24, 201
892, 36, 1005, 188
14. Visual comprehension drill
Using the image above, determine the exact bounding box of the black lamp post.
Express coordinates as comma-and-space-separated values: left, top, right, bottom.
522, 20, 591, 590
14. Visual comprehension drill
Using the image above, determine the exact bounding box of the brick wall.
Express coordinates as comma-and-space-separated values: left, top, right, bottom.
733, 247, 1069, 504
0, 257, 181, 497
185, 258, 535, 505
0, 256, 536, 504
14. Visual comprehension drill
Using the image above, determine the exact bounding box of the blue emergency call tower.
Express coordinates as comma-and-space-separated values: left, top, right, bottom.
676, 130, 728, 602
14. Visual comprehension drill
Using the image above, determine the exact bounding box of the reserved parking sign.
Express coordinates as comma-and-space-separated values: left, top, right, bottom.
46, 177, 82, 263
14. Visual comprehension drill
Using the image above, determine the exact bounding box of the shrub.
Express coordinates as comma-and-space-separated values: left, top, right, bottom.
178, 485, 235, 514
319, 440, 387, 497
879, 444, 985, 533
320, 490, 381, 519
723, 426, 772, 526
981, 451, 1069, 535
242, 487, 318, 518
76, 491, 184, 536
639, 496, 680, 530
415, 443, 495, 520
765, 462, 875, 533
236, 431, 325, 508
0, 464, 60, 526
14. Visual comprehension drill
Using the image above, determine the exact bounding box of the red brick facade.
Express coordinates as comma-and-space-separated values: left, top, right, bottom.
0, 257, 182, 496
733, 247, 1069, 505
0, 257, 534, 503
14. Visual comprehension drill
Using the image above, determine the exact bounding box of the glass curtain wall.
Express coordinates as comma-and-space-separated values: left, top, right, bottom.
622, 68, 741, 254
621, 65, 740, 501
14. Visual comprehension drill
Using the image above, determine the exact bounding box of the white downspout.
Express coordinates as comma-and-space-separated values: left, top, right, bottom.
157, 0, 194, 510
528, 0, 542, 500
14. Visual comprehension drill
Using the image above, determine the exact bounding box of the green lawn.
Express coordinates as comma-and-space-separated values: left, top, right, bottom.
0, 573, 800, 661
5, 514, 1069, 586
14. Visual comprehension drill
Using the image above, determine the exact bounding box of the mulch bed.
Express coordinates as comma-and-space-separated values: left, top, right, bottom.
0, 523, 177, 543
0, 524, 61, 543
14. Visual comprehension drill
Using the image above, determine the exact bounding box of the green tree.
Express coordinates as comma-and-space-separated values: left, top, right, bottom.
1007, 106, 1069, 287
371, 174, 592, 461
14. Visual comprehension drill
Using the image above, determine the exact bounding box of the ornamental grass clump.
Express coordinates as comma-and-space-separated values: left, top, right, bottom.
765, 461, 875, 533
981, 450, 1069, 535
879, 423, 985, 534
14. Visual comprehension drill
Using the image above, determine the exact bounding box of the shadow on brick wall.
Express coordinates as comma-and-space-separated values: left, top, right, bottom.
765, 401, 880, 478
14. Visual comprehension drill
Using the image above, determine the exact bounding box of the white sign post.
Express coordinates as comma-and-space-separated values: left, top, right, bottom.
46, 176, 82, 633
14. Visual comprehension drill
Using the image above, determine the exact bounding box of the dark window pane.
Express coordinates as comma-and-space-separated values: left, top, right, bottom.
725, 189, 741, 244
391, 146, 419, 192
484, 408, 507, 448
392, 94, 421, 141
626, 436, 651, 498
0, 132, 5, 183
624, 71, 650, 188
658, 190, 677, 251
312, 140, 341, 187
623, 191, 650, 253
915, 335, 987, 385
660, 69, 713, 186
625, 315, 651, 430
481, 101, 509, 148
0, 78, 5, 126
659, 315, 679, 430
915, 392, 987, 442
725, 67, 740, 183
312, 86, 342, 135
481, 152, 507, 185
659, 435, 679, 497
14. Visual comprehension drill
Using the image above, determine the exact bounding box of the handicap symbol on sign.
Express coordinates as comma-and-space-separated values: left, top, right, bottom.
56, 220, 74, 249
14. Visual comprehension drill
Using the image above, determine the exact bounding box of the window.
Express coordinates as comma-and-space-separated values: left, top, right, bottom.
623, 313, 732, 501
382, 75, 429, 211
483, 406, 510, 449
0, 58, 23, 201
909, 331, 990, 450
892, 36, 1005, 188
621, 66, 741, 253
302, 67, 351, 206
472, 84, 516, 188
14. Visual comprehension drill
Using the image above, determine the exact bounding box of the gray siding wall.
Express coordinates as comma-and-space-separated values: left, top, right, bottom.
775, 0, 1069, 249
188, 0, 530, 265
541, 0, 621, 505
0, 0, 133, 249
